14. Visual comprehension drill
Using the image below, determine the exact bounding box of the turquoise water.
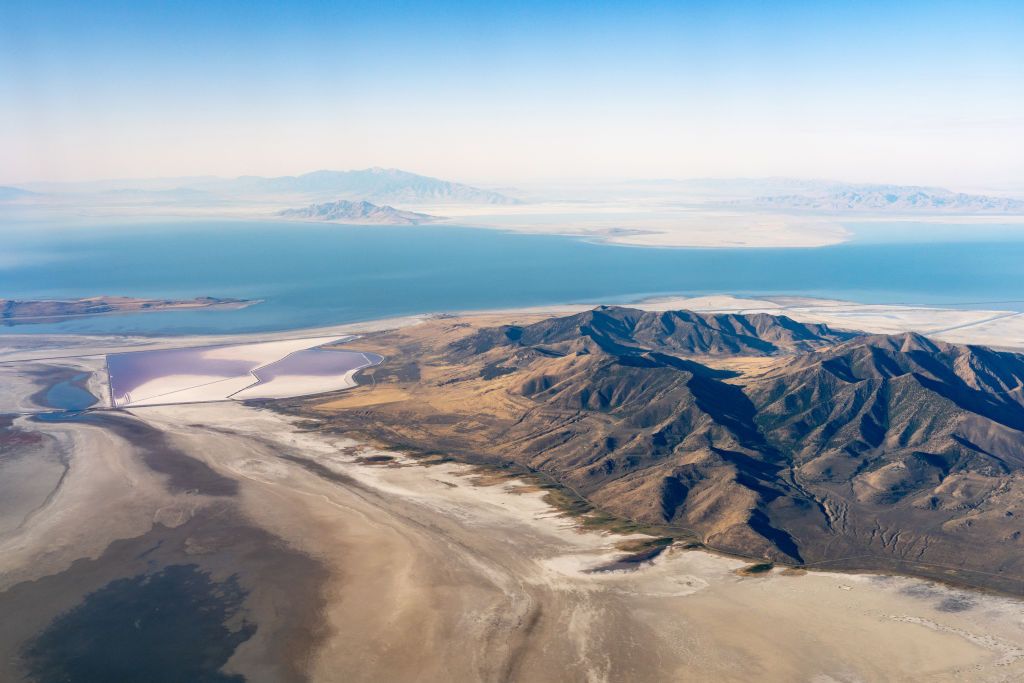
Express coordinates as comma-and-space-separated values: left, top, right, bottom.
43, 373, 98, 411
1, 220, 1023, 335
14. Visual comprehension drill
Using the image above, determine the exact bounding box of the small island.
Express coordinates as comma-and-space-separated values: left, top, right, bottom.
277, 199, 439, 225
1, 296, 257, 325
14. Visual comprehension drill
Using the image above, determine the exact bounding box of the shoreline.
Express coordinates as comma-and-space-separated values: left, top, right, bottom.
3, 292, 1024, 350
25, 202, 1024, 248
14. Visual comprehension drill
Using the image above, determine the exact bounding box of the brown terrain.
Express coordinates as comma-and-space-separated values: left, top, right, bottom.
285, 306, 1024, 594
3, 318, 1024, 681
1, 296, 255, 325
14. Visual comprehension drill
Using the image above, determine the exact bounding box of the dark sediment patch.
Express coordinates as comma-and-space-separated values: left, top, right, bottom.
0, 505, 329, 683
277, 451, 359, 486
21, 564, 254, 683
937, 595, 976, 612
0, 414, 44, 452
356, 454, 395, 465
588, 544, 669, 573
900, 582, 977, 612
36, 412, 238, 496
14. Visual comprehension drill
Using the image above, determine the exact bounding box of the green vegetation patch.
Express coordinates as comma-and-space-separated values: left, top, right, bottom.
737, 562, 775, 576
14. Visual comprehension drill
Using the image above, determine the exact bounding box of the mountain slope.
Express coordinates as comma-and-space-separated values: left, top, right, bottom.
296, 307, 1024, 592
452, 305, 855, 358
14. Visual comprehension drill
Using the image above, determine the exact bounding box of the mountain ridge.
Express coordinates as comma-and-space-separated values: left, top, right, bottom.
729, 184, 1024, 213
295, 306, 1024, 593
190, 167, 520, 205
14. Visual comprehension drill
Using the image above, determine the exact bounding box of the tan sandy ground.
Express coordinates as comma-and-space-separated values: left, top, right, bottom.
135, 403, 1024, 681
4, 384, 1022, 681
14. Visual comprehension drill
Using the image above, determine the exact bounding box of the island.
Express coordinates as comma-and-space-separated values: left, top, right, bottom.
277, 199, 439, 225
1, 296, 257, 325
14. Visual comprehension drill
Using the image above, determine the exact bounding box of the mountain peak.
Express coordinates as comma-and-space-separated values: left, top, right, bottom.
277, 199, 438, 225
453, 306, 857, 359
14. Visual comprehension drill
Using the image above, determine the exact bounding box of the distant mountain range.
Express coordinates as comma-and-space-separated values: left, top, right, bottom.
277, 199, 438, 225
727, 183, 1024, 213
190, 168, 519, 205
13, 168, 520, 206
8, 173, 1024, 215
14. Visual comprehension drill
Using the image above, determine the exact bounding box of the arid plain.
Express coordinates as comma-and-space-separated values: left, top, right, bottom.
2, 298, 1024, 682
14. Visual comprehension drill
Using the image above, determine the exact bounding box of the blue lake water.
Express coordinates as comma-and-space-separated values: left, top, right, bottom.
42, 373, 98, 411
1, 219, 1023, 335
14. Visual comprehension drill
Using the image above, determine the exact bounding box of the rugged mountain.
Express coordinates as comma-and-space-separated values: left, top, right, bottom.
277, 199, 437, 225
191, 168, 519, 205
453, 305, 856, 358
732, 185, 1024, 213
297, 307, 1024, 593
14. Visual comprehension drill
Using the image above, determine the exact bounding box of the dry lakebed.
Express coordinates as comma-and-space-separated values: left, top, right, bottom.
1, 296, 1023, 682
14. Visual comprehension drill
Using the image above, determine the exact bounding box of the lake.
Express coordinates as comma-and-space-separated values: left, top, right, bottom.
2, 219, 1023, 335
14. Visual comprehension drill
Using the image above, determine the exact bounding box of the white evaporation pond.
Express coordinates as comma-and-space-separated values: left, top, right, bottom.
106, 337, 380, 406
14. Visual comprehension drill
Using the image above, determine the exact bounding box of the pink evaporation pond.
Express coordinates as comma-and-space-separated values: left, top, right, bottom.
253, 349, 383, 381
107, 347, 259, 403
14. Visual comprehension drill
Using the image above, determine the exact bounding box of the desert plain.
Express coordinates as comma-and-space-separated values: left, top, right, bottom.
2, 296, 1024, 682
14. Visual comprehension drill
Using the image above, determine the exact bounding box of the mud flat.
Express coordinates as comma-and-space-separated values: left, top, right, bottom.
1, 381, 1022, 680
120, 404, 1024, 680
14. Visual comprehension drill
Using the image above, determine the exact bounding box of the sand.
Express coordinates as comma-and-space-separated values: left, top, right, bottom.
131, 402, 1024, 681
4, 301, 1024, 680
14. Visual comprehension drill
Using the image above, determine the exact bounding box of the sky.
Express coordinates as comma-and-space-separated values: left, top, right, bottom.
2, 0, 1022, 188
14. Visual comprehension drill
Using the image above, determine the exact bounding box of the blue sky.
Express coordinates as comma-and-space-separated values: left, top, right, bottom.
2, 0, 1022, 186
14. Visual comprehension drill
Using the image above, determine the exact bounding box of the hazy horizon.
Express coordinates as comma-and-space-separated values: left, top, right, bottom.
7, 167, 1024, 196
8, 166, 1021, 193
3, 1, 1022, 188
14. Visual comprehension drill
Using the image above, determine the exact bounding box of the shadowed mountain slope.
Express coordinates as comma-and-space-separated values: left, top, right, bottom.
295, 307, 1024, 593
452, 305, 855, 358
